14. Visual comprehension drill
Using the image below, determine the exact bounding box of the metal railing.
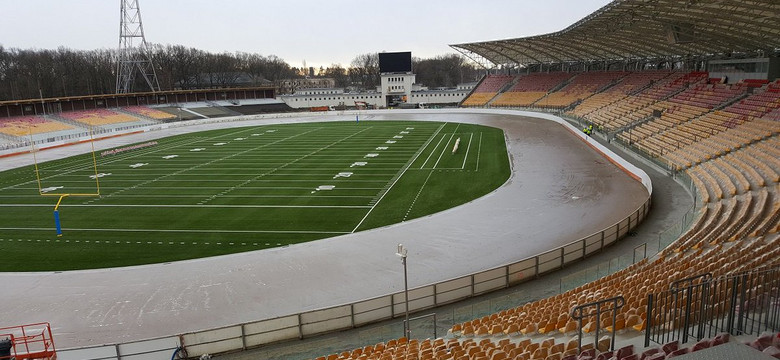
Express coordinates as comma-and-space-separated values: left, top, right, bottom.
645, 266, 780, 347
571, 296, 625, 354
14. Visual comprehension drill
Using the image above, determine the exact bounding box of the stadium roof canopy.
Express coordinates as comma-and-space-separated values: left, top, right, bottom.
450, 0, 780, 67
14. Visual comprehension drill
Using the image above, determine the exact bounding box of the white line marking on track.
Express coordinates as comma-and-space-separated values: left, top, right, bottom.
420, 133, 446, 169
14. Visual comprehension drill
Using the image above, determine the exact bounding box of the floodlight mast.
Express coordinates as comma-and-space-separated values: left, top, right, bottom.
116, 0, 160, 94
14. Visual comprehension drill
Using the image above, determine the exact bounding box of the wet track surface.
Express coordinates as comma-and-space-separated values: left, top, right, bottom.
0, 110, 649, 347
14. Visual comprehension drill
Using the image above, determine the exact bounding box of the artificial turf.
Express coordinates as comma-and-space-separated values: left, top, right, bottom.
0, 120, 510, 271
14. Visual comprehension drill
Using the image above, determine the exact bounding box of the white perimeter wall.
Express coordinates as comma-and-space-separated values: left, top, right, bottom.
279, 90, 469, 109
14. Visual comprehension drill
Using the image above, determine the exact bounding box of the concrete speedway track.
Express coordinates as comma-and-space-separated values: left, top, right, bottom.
0, 109, 650, 348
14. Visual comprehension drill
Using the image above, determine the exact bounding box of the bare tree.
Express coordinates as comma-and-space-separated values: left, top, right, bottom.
413, 54, 478, 88
323, 64, 349, 88
349, 53, 380, 90
0, 44, 479, 101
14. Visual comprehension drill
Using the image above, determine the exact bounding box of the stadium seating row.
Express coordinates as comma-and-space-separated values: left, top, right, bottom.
0, 105, 174, 140
462, 92, 500, 107
535, 72, 629, 109
568, 71, 673, 119
57, 108, 142, 126
492, 73, 574, 107
122, 106, 177, 120
579, 72, 710, 132
315, 329, 780, 359
0, 115, 73, 137
461, 75, 517, 106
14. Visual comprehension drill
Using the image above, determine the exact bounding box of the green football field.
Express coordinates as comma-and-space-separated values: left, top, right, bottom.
0, 121, 510, 271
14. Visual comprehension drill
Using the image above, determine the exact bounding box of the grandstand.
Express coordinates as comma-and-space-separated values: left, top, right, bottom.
490, 72, 573, 107
57, 108, 147, 126
534, 71, 628, 109
0, 115, 73, 137
461, 75, 514, 106
121, 106, 177, 121
0, 87, 276, 153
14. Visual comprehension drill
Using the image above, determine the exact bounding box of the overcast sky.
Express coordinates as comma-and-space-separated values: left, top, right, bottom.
1, 0, 612, 68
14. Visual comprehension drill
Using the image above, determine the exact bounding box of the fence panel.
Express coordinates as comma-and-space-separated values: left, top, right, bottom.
57, 345, 118, 360
645, 267, 780, 347
473, 268, 507, 294
435, 276, 472, 304
300, 306, 352, 336
353, 296, 393, 326
243, 315, 300, 348
182, 326, 243, 357
508, 258, 536, 284
117, 337, 179, 360
537, 249, 562, 274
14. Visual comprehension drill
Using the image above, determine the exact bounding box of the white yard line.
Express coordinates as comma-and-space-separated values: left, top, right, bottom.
419, 133, 447, 169
0, 194, 376, 199
198, 127, 374, 204
351, 123, 446, 233
9, 186, 386, 191
88, 179, 391, 183
90, 128, 324, 203
461, 133, 475, 169
1, 128, 259, 192
476, 132, 483, 172
433, 123, 461, 169
0, 227, 350, 234
433, 133, 455, 170
0, 204, 371, 209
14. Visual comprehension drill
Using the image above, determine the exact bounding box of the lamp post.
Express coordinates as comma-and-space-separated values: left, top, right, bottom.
396, 243, 411, 339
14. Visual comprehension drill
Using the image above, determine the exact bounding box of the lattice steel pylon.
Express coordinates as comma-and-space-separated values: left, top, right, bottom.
116, 0, 160, 94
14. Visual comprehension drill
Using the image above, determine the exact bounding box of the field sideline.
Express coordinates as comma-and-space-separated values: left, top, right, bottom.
0, 120, 510, 270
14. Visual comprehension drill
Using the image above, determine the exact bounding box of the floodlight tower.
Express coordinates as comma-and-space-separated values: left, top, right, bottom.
116, 0, 160, 94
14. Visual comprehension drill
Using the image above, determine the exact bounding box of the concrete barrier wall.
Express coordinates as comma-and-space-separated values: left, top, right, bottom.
57, 336, 179, 360
54, 109, 652, 359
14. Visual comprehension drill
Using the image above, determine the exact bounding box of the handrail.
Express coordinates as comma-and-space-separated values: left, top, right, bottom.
571, 296, 625, 354
670, 272, 712, 290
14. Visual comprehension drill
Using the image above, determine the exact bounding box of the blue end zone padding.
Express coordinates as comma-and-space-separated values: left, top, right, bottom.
54, 210, 62, 236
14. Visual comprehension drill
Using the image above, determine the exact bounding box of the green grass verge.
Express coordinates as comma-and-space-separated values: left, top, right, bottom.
0, 120, 509, 271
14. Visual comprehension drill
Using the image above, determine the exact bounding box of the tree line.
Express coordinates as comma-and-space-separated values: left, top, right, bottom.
0, 44, 481, 101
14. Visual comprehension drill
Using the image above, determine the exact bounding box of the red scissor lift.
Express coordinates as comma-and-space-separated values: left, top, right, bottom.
0, 323, 56, 360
